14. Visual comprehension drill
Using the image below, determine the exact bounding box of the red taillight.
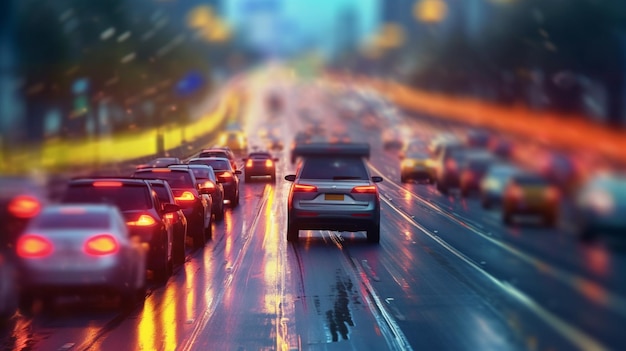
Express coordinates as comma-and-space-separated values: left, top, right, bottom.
293, 183, 318, 192
175, 191, 196, 202
546, 187, 560, 201
445, 159, 457, 171
265, 159, 273, 167
201, 181, 215, 190
218, 172, 233, 180
351, 185, 377, 194
508, 185, 523, 199
127, 214, 157, 226
93, 181, 123, 187
164, 213, 174, 220
17, 235, 53, 258
8, 195, 41, 219
84, 234, 118, 256
246, 159, 253, 167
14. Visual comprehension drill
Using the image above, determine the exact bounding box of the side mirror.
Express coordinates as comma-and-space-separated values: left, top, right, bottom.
163, 203, 180, 214
371, 176, 383, 183
234, 170, 242, 175
284, 174, 296, 182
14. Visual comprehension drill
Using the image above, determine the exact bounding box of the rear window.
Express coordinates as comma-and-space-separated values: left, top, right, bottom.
300, 157, 368, 180
250, 153, 271, 159
32, 212, 110, 229
190, 159, 231, 171
199, 151, 228, 158
190, 168, 211, 179
63, 185, 151, 211
150, 184, 172, 203
147, 158, 180, 167
134, 170, 194, 188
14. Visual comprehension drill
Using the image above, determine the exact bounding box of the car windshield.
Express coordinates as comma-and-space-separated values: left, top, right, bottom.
300, 157, 368, 180
150, 184, 172, 204
31, 211, 110, 230
199, 151, 228, 158
63, 185, 151, 211
134, 171, 194, 188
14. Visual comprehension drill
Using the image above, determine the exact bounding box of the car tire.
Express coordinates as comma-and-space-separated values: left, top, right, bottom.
481, 198, 492, 209
173, 232, 186, 265
287, 223, 299, 242
271, 173, 276, 182
580, 227, 597, 243
366, 224, 380, 244
503, 212, 514, 226
543, 214, 557, 228
400, 175, 406, 183
232, 191, 240, 208
152, 242, 171, 284
245, 175, 251, 182
460, 187, 469, 197
215, 202, 224, 221
119, 283, 145, 311
204, 219, 213, 241
18, 292, 36, 316
192, 220, 205, 249
437, 181, 448, 195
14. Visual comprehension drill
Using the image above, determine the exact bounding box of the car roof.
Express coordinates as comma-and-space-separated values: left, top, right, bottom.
189, 157, 230, 162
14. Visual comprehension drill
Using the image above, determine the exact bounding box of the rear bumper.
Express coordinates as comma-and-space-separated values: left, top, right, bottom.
289, 209, 379, 232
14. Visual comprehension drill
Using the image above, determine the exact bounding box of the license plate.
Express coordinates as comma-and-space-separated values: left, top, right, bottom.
324, 194, 344, 201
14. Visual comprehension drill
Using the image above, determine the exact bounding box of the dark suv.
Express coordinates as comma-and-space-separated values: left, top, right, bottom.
132, 168, 212, 248
61, 178, 178, 283
188, 157, 241, 207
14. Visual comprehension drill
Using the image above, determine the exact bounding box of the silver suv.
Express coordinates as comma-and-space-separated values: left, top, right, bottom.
284, 143, 383, 243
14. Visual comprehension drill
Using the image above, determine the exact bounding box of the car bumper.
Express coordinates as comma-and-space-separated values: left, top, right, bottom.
245, 166, 275, 177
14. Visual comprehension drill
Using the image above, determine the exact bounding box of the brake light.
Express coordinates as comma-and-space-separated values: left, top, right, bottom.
17, 235, 53, 258
219, 172, 233, 180
8, 195, 41, 219
507, 184, 523, 199
175, 191, 196, 202
351, 185, 378, 194
164, 213, 174, 220
93, 181, 123, 187
246, 159, 253, 167
445, 159, 457, 171
127, 214, 157, 226
84, 234, 118, 256
200, 181, 215, 190
293, 183, 318, 192
265, 159, 273, 167
152, 168, 171, 173
546, 187, 560, 201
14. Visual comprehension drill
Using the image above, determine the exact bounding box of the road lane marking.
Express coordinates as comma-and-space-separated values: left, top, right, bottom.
371, 163, 626, 319
179, 185, 271, 351
381, 196, 608, 351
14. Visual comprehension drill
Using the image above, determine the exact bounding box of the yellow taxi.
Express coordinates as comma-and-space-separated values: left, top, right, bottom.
400, 151, 435, 183
502, 172, 560, 227
219, 130, 248, 154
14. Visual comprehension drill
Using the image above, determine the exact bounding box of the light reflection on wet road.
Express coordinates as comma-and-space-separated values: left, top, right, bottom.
1, 75, 625, 351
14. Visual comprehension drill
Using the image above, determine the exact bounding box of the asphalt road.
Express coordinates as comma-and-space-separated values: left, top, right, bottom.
1, 73, 625, 351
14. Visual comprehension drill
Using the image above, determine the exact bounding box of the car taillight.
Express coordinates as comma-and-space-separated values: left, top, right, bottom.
93, 181, 123, 187
293, 184, 318, 192
8, 195, 41, 219
246, 159, 253, 167
219, 172, 233, 180
351, 185, 378, 194
127, 214, 157, 226
445, 159, 457, 171
164, 213, 174, 220
175, 191, 196, 202
507, 185, 523, 199
546, 187, 560, 201
84, 234, 118, 256
17, 234, 53, 258
265, 159, 273, 167
201, 181, 215, 190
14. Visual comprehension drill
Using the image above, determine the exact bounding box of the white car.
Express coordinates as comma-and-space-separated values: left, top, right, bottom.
16, 204, 147, 313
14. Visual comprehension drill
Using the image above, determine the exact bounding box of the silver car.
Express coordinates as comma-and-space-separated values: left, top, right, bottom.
480, 164, 523, 208
575, 172, 626, 241
16, 204, 147, 312
285, 143, 383, 243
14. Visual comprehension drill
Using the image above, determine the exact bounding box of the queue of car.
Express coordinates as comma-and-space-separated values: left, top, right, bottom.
397, 129, 626, 242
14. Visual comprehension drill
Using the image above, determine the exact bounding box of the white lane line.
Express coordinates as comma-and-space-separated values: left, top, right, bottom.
381, 196, 608, 351
179, 185, 271, 351
371, 163, 626, 319
350, 256, 414, 351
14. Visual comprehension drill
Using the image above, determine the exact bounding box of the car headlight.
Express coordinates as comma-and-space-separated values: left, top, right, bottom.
583, 189, 615, 215
482, 178, 501, 191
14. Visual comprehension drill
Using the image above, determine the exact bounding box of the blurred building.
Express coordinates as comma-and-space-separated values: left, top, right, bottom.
0, 0, 23, 145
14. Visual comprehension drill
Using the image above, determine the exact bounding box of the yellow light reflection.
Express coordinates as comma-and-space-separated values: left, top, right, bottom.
161, 284, 178, 351
224, 208, 234, 259
414, 0, 448, 24
12, 318, 32, 351
185, 261, 198, 320
137, 294, 158, 351
81, 323, 103, 351
262, 186, 278, 314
